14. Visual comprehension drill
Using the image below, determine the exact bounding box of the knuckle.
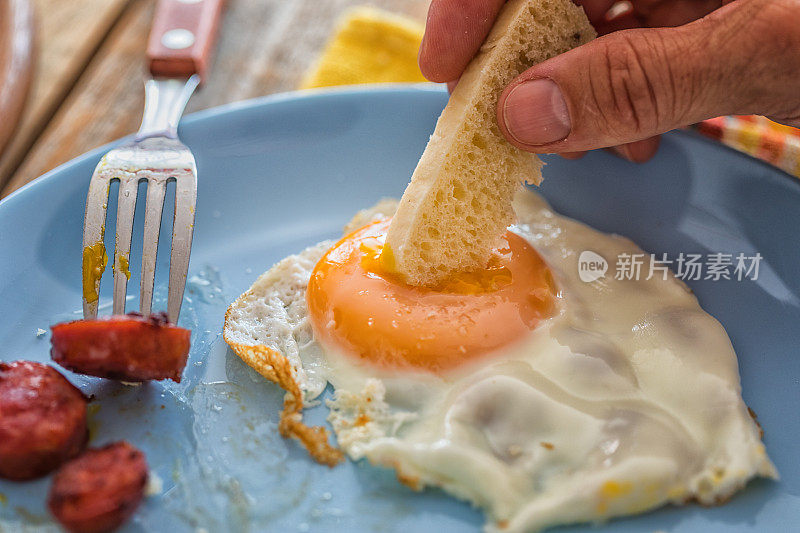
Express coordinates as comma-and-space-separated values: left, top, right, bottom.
587, 32, 672, 138
729, 0, 800, 59
761, 2, 800, 57
719, 0, 800, 115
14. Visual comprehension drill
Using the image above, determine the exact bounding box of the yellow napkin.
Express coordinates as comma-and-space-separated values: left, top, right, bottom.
300, 7, 426, 89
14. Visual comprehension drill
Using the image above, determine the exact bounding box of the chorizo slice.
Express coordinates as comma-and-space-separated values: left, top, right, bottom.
48, 441, 148, 533
0, 361, 88, 480
51, 312, 190, 382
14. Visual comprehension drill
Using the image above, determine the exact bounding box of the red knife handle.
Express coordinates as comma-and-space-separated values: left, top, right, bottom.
146, 0, 225, 82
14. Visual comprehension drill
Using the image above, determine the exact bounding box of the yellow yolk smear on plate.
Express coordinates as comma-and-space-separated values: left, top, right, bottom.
306, 218, 557, 373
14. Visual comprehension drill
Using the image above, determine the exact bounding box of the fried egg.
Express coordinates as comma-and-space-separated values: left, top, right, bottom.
223, 190, 776, 532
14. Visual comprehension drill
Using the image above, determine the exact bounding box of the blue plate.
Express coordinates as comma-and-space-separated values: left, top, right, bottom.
0, 86, 797, 532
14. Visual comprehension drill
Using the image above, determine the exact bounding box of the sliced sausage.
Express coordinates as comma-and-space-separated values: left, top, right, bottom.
0, 361, 88, 480
51, 312, 191, 382
48, 441, 148, 533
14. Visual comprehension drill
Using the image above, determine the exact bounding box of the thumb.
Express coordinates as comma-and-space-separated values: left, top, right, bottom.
497, 0, 800, 153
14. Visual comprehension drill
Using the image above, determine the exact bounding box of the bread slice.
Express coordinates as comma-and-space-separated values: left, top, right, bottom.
383, 0, 595, 286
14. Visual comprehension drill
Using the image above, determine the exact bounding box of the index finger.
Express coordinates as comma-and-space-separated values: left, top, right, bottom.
418, 0, 506, 82
419, 0, 618, 83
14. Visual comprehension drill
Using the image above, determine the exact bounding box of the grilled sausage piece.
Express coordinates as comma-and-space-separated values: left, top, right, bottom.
0, 361, 88, 481
48, 441, 148, 533
51, 312, 191, 382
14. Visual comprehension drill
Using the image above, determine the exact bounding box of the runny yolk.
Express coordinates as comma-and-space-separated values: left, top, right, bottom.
306, 218, 558, 374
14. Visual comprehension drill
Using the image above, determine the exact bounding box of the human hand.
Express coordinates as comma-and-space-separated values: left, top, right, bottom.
418, 0, 800, 162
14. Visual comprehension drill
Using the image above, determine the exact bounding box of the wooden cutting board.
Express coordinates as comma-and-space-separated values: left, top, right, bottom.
0, 0, 34, 158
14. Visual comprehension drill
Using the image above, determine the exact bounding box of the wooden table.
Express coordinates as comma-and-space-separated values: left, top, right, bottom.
0, 0, 429, 198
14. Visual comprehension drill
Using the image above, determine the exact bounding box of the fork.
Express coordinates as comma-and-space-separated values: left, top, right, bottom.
82, 0, 224, 323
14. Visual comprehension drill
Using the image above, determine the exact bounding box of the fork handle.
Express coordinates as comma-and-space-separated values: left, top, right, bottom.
146, 0, 225, 82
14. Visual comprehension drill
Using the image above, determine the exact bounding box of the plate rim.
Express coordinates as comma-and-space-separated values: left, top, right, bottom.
2, 84, 798, 210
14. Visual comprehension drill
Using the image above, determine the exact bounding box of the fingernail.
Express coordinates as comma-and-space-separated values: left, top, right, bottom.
503, 79, 571, 145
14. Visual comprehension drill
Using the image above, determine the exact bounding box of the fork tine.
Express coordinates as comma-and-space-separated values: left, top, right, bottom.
112, 176, 139, 315
140, 177, 167, 316
167, 171, 197, 322
82, 174, 111, 319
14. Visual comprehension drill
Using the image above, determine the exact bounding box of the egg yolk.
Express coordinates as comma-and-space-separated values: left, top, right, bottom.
306, 219, 557, 374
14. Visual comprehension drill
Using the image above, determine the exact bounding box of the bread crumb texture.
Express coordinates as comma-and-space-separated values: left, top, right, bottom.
385, 0, 595, 286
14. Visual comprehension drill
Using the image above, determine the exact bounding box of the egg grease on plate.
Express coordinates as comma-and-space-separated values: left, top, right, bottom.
223, 189, 777, 533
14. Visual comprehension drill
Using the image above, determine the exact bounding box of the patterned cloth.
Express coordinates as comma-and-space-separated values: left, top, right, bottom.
695, 116, 800, 177
303, 7, 800, 178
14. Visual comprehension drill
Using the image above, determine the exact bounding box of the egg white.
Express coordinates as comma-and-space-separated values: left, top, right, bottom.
223, 190, 777, 532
